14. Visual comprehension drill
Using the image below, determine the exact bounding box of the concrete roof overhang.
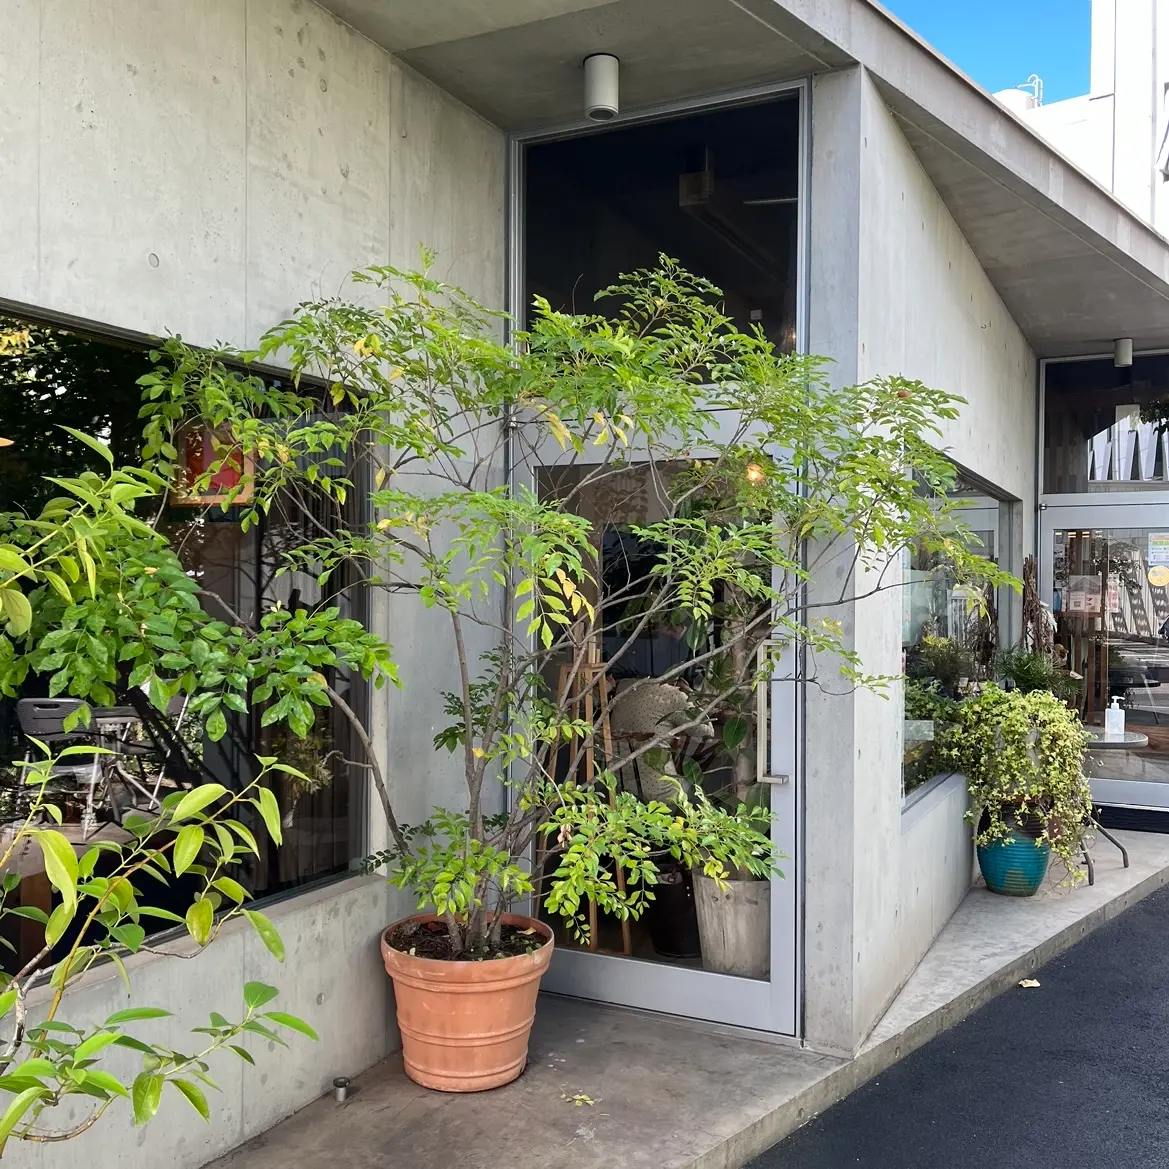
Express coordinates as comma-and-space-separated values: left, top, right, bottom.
323, 0, 1169, 357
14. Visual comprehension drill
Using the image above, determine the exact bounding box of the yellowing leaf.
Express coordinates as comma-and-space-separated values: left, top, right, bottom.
77, 541, 97, 596
33, 829, 78, 913
42, 571, 73, 604
185, 897, 214, 947
0, 589, 32, 636
256, 786, 283, 847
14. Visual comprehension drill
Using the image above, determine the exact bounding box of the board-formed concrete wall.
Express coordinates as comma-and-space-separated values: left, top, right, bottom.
2, 0, 504, 343
4, 876, 393, 1169
806, 65, 1037, 1055
0, 1, 505, 1161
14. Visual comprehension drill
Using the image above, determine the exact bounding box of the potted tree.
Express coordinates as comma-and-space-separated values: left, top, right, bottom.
944, 684, 1093, 895
145, 256, 1009, 1091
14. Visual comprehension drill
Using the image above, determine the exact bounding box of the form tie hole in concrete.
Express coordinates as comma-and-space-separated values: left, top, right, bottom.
147, 253, 159, 268
319, 78, 328, 92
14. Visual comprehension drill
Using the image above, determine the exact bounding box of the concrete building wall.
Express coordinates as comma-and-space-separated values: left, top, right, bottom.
0, 0, 505, 1158
4, 877, 392, 1169
855, 69, 1036, 1043
804, 67, 864, 1055
806, 66, 1036, 1054
898, 776, 975, 977
0, 0, 504, 339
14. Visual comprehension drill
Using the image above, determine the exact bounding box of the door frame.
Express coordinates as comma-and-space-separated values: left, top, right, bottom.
504, 77, 809, 1037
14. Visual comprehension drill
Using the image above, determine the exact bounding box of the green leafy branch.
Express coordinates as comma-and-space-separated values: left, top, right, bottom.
0, 748, 314, 1149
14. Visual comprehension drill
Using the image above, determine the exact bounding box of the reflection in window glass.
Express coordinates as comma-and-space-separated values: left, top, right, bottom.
525, 96, 800, 350
0, 315, 364, 901
1053, 527, 1169, 797
1044, 354, 1169, 493
902, 475, 1016, 796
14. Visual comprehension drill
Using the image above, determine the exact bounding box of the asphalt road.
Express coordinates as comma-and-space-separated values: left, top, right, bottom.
749, 885, 1169, 1169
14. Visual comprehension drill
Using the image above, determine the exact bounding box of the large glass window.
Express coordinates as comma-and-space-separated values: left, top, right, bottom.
902, 473, 1018, 796
525, 96, 800, 349
1044, 354, 1169, 493
0, 315, 364, 904
522, 100, 800, 987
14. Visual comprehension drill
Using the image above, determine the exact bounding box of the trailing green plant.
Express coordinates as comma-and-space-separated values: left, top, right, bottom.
0, 746, 313, 1149
904, 677, 963, 725
0, 447, 394, 744
941, 683, 1093, 878
995, 645, 1082, 706
124, 254, 1013, 957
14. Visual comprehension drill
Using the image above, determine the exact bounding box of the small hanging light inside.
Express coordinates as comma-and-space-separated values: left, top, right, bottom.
745, 463, 766, 485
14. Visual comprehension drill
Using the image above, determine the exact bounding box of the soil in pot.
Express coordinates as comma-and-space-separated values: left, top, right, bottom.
976, 808, 1051, 897
643, 856, 702, 959
387, 918, 544, 961
380, 912, 554, 1093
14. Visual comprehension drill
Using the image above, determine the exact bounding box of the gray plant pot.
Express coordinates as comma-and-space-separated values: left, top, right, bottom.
693, 872, 770, 979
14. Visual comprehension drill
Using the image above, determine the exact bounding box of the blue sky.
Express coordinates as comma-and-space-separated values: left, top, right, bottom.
883, 1, 1091, 103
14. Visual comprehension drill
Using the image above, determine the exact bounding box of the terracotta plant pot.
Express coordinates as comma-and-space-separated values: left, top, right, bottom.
380, 912, 554, 1092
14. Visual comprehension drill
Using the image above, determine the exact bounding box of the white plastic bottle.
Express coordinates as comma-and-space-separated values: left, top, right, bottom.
1105, 696, 1126, 738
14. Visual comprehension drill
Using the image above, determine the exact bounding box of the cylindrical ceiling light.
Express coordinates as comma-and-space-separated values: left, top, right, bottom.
583, 53, 619, 122
1115, 337, 1134, 367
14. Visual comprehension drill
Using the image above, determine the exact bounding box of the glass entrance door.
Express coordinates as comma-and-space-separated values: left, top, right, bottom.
1040, 504, 1169, 809
521, 461, 800, 1035
511, 86, 806, 1035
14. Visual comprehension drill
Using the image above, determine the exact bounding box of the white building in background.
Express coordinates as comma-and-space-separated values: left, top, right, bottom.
996, 0, 1169, 234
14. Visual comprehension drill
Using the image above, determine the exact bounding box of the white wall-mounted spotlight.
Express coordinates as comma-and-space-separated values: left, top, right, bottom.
583, 54, 619, 122
1114, 337, 1134, 368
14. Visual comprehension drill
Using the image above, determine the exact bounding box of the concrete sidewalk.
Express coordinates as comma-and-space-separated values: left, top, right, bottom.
209, 829, 1169, 1169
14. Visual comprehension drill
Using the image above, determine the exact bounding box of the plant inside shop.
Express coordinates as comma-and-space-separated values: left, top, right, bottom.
941, 684, 1093, 895
110, 255, 1010, 1092
905, 634, 977, 698
995, 645, 1083, 706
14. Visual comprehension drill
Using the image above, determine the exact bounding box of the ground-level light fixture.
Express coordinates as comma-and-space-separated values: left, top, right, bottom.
583, 53, 619, 122
1114, 337, 1134, 368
